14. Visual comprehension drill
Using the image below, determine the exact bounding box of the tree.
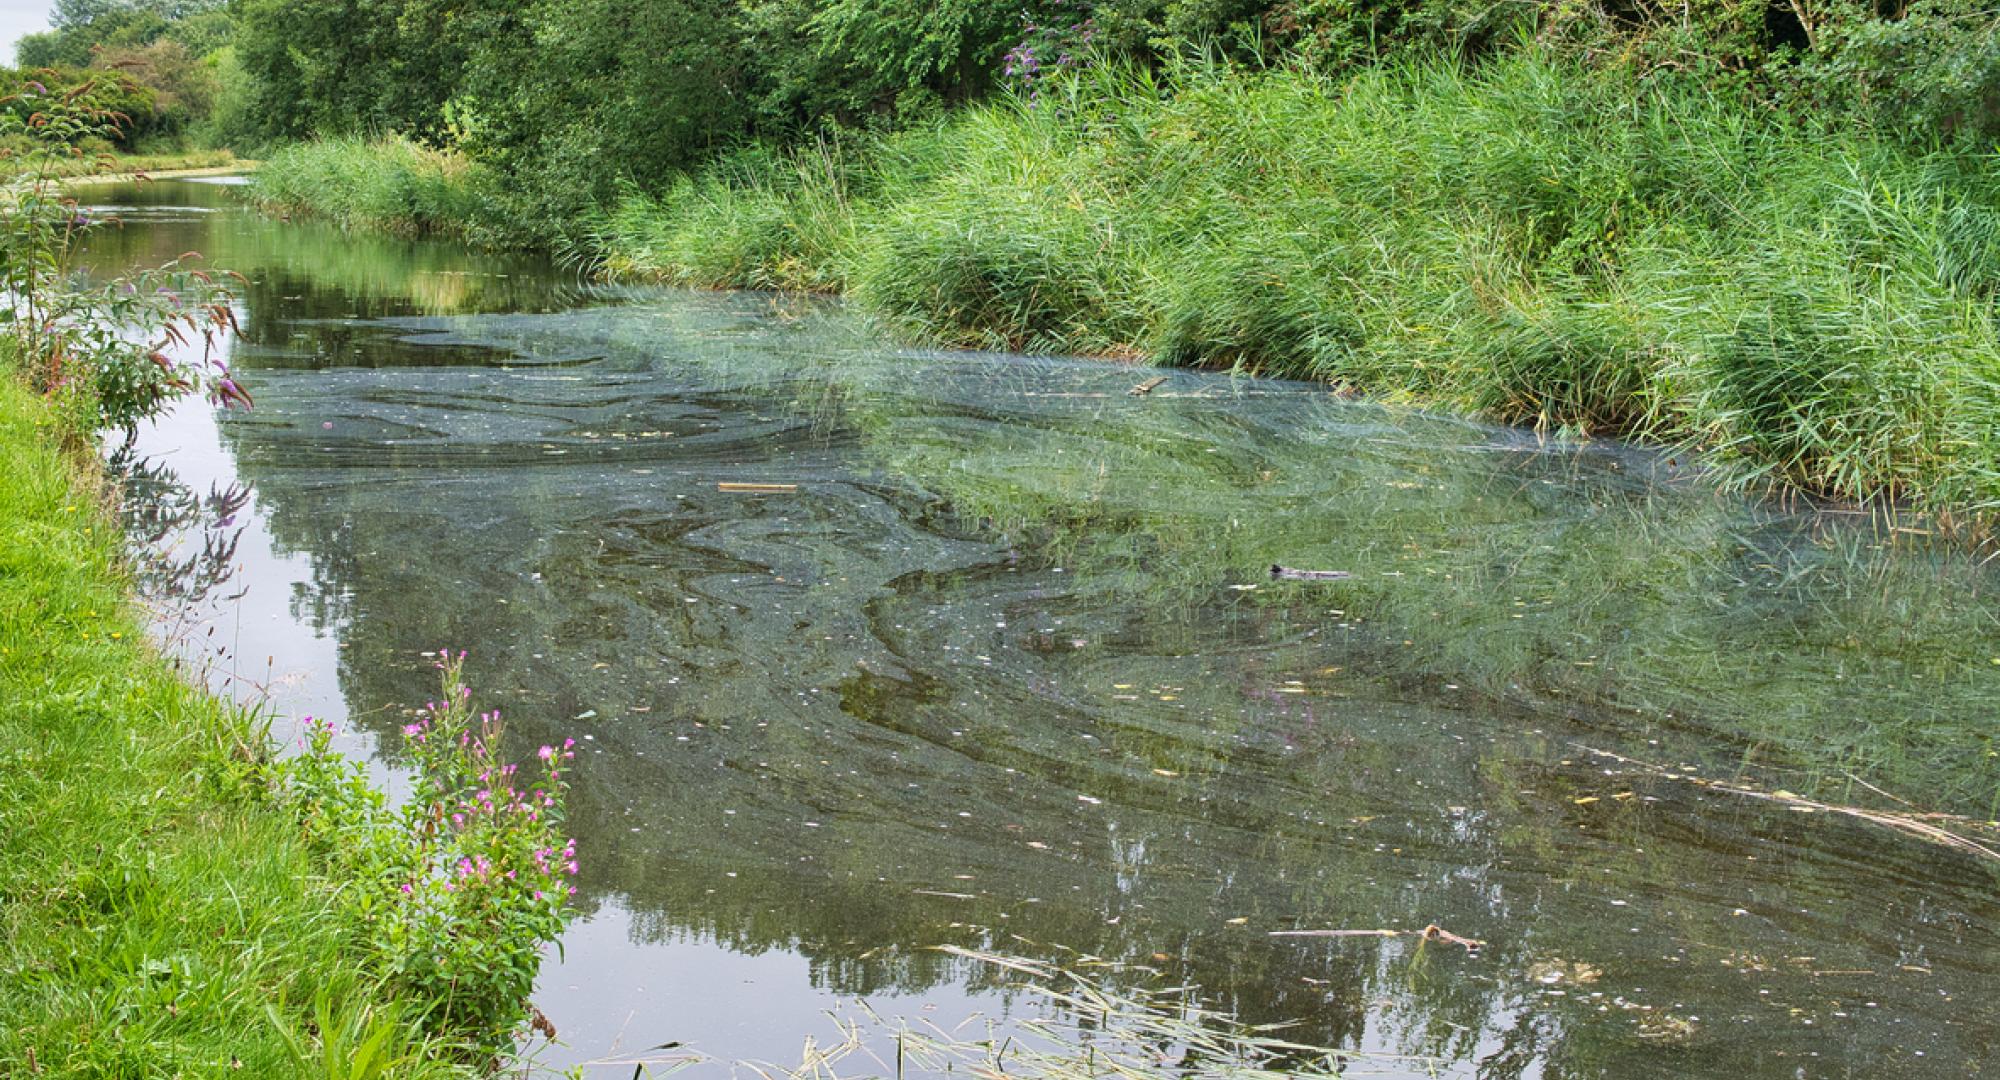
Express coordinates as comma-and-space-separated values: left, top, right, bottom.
53, 0, 226, 32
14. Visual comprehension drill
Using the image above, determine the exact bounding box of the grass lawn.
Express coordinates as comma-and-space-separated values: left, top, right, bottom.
0, 377, 456, 1076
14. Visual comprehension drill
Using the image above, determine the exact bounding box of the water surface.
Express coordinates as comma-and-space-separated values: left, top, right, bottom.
96, 179, 2000, 1078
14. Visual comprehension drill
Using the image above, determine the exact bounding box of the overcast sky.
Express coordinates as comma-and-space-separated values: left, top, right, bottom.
0, 1, 51, 65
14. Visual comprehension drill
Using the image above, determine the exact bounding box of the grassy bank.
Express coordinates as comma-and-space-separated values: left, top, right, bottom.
249, 136, 512, 244
588, 53, 2000, 535
0, 147, 246, 182
0, 375, 459, 1075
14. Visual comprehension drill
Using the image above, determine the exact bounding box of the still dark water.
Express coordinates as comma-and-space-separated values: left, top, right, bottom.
92, 179, 1999, 1077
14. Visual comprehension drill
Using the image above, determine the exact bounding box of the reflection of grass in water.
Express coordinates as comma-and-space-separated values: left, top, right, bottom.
620, 950, 1433, 1079
72, 179, 581, 321
604, 312, 2000, 813
356, 298, 1998, 813
1045, 466, 1998, 812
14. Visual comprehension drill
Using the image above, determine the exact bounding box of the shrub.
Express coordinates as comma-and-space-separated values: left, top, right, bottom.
279, 652, 577, 1056
0, 78, 242, 432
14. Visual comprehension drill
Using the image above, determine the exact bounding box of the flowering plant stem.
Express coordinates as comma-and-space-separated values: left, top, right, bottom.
285, 650, 577, 1058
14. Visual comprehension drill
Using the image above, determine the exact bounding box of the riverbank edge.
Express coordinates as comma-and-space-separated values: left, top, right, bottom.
0, 376, 462, 1074
242, 136, 515, 245
0, 149, 252, 185
244, 54, 2000, 543
59, 161, 260, 186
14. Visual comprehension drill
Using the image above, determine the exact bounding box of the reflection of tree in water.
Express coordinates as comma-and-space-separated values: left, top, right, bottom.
111, 446, 249, 613
188, 281, 2000, 1077
73, 179, 589, 376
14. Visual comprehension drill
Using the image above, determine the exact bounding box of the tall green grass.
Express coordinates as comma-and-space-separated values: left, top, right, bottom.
593, 141, 859, 292
597, 52, 2000, 532
0, 372, 468, 1076
250, 136, 511, 245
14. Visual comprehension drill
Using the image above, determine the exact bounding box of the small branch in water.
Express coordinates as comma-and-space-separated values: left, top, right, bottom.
717, 482, 798, 493
1271, 564, 1352, 581
1128, 375, 1168, 396
1844, 771, 1917, 809
1272, 924, 1485, 953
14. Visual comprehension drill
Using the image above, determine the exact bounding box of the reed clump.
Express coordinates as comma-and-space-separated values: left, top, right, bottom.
595, 52, 2000, 533
250, 136, 510, 244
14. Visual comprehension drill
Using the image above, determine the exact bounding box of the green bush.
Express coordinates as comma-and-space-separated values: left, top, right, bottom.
279, 653, 578, 1054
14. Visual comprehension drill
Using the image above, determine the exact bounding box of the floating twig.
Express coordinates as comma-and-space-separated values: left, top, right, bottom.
1271, 923, 1485, 953
717, 482, 798, 493
1270, 564, 1351, 581
1128, 375, 1169, 396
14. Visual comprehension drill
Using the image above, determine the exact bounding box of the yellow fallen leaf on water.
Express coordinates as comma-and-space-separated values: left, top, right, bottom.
1226, 917, 1248, 925
1153, 768, 1179, 777
1113, 684, 1133, 689
1773, 790, 1800, 800
1573, 796, 1600, 806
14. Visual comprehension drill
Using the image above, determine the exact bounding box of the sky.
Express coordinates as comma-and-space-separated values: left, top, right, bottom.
0, 0, 51, 65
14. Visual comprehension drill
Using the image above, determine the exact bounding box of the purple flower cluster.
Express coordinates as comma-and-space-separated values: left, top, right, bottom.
1001, 4, 1098, 101
389, 662, 580, 905
286, 648, 579, 1043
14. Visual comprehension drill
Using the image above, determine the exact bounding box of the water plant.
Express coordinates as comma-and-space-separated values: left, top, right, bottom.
762, 947, 1424, 1079
279, 651, 577, 1056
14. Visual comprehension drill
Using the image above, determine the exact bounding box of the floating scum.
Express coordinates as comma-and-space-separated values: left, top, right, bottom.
95, 175, 2000, 1075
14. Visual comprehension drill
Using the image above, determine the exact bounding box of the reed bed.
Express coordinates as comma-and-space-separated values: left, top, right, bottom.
595, 52, 2000, 534
250, 135, 510, 244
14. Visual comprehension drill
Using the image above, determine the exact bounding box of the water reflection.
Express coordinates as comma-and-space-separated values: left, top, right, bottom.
105, 180, 2000, 1078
